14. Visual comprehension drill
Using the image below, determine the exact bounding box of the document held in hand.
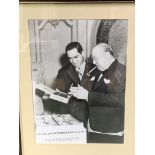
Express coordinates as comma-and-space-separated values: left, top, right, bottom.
35, 84, 70, 104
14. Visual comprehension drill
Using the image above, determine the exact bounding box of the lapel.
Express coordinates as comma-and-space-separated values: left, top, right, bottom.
79, 62, 90, 87
81, 62, 90, 79
92, 60, 118, 90
66, 64, 80, 85
92, 72, 105, 90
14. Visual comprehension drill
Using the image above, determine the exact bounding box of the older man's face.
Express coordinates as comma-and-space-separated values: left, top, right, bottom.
92, 46, 110, 71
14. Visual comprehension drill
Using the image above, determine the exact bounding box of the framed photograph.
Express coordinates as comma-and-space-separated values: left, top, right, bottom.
19, 0, 135, 155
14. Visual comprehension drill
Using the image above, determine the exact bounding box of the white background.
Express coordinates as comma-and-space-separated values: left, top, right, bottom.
0, 0, 155, 154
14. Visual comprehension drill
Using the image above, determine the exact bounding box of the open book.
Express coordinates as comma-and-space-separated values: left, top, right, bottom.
35, 84, 70, 104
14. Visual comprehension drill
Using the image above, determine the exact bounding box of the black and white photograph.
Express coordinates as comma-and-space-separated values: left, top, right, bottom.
28, 19, 128, 144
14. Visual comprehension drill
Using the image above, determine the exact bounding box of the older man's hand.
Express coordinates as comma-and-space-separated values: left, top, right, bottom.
69, 84, 88, 101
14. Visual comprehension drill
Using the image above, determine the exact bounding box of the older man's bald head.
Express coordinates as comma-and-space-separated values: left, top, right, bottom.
92, 43, 114, 57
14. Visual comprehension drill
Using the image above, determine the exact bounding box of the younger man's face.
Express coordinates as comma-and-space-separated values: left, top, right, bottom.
67, 48, 84, 68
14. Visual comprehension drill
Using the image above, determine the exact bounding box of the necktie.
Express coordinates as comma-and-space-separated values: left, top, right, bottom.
76, 70, 83, 80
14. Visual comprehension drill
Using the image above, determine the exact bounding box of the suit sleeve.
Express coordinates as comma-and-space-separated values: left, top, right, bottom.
53, 69, 66, 92
88, 67, 126, 107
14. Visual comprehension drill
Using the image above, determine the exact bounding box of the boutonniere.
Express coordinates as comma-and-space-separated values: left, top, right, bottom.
90, 76, 95, 81
104, 78, 111, 84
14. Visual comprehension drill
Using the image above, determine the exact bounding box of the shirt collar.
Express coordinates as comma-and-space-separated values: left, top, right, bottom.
76, 61, 86, 75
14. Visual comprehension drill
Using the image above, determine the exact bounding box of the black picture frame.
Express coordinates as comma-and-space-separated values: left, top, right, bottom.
19, 0, 135, 3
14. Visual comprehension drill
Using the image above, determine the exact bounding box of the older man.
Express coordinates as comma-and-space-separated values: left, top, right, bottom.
69, 43, 126, 143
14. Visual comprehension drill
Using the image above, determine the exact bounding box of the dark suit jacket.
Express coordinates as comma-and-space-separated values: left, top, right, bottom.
52, 62, 94, 126
88, 60, 126, 133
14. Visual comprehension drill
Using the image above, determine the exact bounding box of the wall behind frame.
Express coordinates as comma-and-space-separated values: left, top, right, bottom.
19, 3, 134, 155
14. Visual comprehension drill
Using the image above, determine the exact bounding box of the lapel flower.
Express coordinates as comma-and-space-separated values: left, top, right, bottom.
104, 78, 111, 84
90, 76, 95, 81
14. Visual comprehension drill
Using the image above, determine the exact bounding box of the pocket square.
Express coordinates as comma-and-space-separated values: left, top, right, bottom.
90, 76, 95, 81
104, 78, 111, 84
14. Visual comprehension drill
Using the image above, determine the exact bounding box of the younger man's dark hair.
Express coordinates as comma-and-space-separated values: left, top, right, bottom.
65, 42, 83, 55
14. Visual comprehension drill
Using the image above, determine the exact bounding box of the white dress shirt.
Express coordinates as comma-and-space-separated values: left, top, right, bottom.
75, 61, 86, 80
